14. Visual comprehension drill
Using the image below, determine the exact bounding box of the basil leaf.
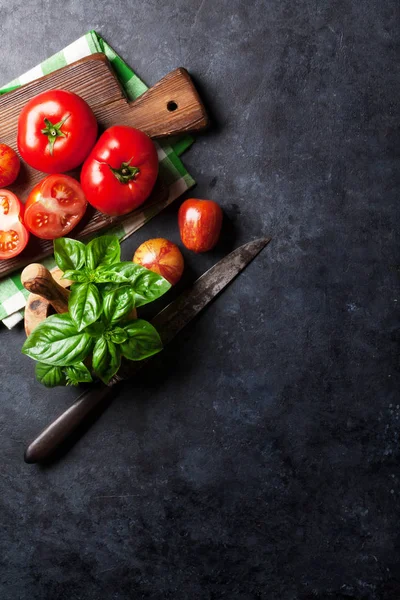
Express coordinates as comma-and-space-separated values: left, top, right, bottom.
131, 270, 171, 307
101, 262, 147, 283
22, 313, 93, 366
54, 238, 86, 272
62, 269, 91, 283
92, 336, 121, 384
64, 363, 93, 386
84, 321, 105, 337
120, 319, 163, 361
103, 286, 135, 325
35, 362, 66, 387
102, 262, 171, 307
86, 236, 121, 270
68, 283, 103, 331
93, 268, 130, 284
97, 282, 121, 294
110, 327, 128, 344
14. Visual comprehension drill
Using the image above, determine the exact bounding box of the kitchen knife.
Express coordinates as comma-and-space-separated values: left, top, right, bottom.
24, 237, 271, 463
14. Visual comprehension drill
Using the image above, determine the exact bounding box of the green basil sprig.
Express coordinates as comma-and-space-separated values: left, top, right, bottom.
35, 362, 66, 388
35, 361, 93, 387
24, 234, 170, 388
54, 236, 171, 307
103, 286, 135, 325
64, 363, 93, 386
90, 318, 162, 384
119, 320, 163, 361
22, 313, 94, 366
92, 336, 121, 384
68, 282, 102, 331
86, 236, 121, 270
100, 262, 171, 307
53, 238, 86, 272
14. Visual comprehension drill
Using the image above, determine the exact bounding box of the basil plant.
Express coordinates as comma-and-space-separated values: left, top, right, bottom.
22, 235, 171, 387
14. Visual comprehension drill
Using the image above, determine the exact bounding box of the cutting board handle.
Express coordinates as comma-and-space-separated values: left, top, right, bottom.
121, 68, 209, 138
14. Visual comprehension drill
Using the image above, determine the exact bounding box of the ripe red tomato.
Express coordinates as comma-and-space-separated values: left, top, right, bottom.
80, 125, 158, 216
133, 238, 184, 285
24, 174, 87, 240
0, 144, 20, 187
17, 90, 97, 173
178, 199, 223, 253
0, 190, 29, 259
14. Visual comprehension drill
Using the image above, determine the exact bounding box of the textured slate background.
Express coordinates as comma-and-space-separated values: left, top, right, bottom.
0, 1, 399, 598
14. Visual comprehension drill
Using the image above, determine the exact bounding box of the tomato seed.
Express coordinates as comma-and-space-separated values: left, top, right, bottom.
0, 196, 10, 215
35, 213, 49, 227
0, 229, 19, 251
61, 215, 71, 227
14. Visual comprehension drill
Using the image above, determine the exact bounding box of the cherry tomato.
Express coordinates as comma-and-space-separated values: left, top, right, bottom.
80, 125, 158, 216
178, 199, 223, 253
24, 175, 87, 240
133, 238, 184, 285
0, 190, 29, 259
0, 144, 20, 187
18, 90, 98, 173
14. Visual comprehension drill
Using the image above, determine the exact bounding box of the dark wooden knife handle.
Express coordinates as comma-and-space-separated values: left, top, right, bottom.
24, 382, 114, 463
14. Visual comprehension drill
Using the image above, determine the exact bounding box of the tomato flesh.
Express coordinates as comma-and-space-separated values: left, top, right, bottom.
0, 190, 29, 259
24, 175, 87, 240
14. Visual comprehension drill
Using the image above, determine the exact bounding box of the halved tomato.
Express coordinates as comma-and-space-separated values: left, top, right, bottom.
24, 174, 87, 240
0, 190, 29, 259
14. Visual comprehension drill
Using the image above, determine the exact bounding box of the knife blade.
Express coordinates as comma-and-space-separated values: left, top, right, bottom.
24, 237, 271, 463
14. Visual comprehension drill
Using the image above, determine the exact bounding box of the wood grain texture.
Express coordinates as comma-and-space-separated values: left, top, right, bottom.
21, 264, 70, 313
24, 267, 71, 336
0, 53, 208, 279
97, 67, 209, 137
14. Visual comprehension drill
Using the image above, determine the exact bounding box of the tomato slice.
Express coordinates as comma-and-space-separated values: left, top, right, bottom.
0, 190, 29, 259
24, 174, 87, 240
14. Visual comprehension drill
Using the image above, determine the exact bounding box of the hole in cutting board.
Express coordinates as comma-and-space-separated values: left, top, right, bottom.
167, 100, 178, 112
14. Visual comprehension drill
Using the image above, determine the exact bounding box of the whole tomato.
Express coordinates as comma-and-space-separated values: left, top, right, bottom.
24, 174, 87, 240
133, 238, 184, 285
18, 90, 97, 173
178, 199, 223, 253
0, 144, 20, 187
80, 125, 158, 216
0, 190, 29, 259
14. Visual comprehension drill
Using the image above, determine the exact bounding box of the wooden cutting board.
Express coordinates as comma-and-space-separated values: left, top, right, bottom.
0, 53, 208, 278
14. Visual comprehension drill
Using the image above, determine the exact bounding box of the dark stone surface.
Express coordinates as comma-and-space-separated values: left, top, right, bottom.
0, 1, 399, 598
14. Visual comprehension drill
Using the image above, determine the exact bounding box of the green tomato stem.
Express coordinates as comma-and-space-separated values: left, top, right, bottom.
108, 159, 140, 184
41, 114, 70, 156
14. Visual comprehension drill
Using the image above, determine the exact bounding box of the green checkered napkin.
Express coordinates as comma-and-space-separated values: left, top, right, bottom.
0, 30, 195, 328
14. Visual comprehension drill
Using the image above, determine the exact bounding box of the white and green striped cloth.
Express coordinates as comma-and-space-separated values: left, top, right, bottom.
0, 30, 195, 328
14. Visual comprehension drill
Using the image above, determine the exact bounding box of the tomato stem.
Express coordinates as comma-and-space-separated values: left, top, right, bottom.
41, 114, 70, 156
107, 159, 140, 184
